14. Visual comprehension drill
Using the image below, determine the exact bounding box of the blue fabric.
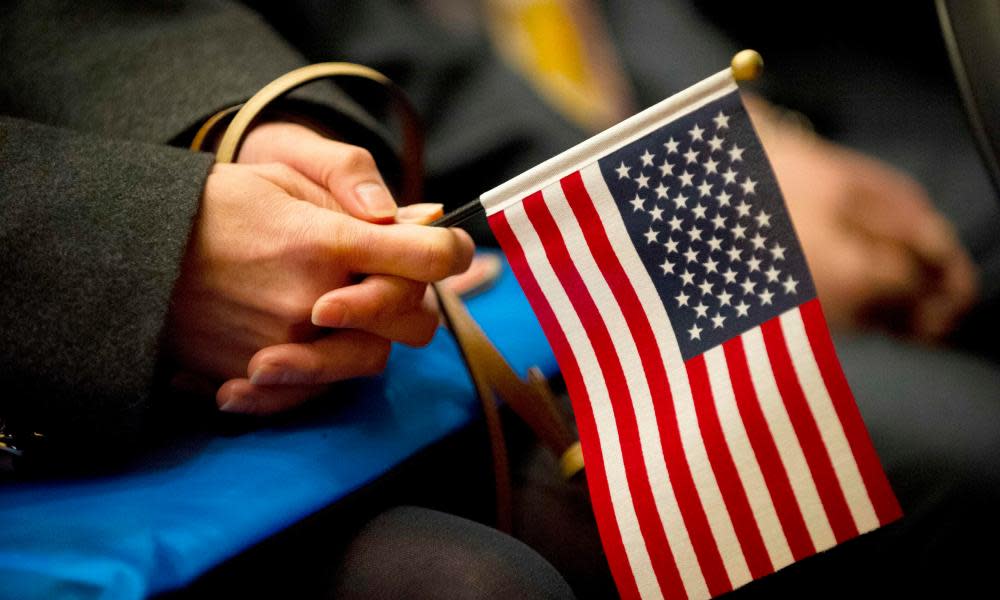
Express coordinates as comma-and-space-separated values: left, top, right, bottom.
0, 254, 555, 600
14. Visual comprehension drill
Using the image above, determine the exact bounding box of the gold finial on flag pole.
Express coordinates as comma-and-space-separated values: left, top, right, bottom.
731, 49, 764, 81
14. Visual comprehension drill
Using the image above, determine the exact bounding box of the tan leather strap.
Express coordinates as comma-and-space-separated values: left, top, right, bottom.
194, 62, 423, 204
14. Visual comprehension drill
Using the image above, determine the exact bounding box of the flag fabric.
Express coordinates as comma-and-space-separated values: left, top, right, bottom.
480, 69, 902, 599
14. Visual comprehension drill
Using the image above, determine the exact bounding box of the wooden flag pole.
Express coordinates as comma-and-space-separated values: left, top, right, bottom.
432, 50, 764, 230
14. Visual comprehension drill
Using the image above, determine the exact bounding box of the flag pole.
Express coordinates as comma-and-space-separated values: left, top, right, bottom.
431, 50, 763, 229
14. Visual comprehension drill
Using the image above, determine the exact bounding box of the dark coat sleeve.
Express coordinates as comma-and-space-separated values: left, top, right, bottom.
0, 117, 212, 462
0, 1, 392, 468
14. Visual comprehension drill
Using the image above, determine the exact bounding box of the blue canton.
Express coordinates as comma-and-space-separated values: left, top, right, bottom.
598, 91, 816, 361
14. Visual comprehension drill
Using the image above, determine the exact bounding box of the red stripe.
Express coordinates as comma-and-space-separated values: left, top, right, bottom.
561, 172, 731, 595
686, 355, 774, 580
723, 337, 815, 560
798, 300, 902, 525
489, 207, 641, 600
760, 318, 858, 543
521, 188, 691, 598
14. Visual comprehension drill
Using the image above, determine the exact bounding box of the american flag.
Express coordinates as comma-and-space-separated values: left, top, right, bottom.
480, 70, 901, 599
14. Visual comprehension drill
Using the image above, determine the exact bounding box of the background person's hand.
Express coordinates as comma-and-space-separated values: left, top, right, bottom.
747, 97, 978, 339
166, 160, 474, 415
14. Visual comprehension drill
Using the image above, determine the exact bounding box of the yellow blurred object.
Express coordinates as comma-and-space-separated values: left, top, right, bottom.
484, 0, 636, 132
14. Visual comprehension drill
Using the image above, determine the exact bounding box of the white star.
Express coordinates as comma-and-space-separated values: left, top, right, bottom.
740, 177, 757, 195
759, 289, 774, 306
697, 180, 713, 198
717, 190, 733, 206
728, 144, 745, 162
636, 173, 650, 189
711, 213, 727, 230
735, 300, 750, 317
686, 225, 703, 242
664, 238, 679, 253
683, 246, 700, 264
707, 235, 723, 252
678, 170, 695, 187
693, 301, 709, 318
735, 200, 752, 218
722, 168, 738, 185
683, 147, 700, 165
629, 194, 644, 212
680, 269, 695, 286
769, 243, 786, 261
616, 162, 631, 179
640, 149, 655, 167
689, 323, 703, 340
732, 223, 747, 239
740, 276, 756, 295
704, 157, 720, 174
711, 313, 726, 329
708, 135, 724, 152
655, 182, 669, 199
668, 215, 684, 231
648, 205, 664, 222
713, 111, 730, 130
718, 289, 733, 307
664, 137, 680, 154
704, 257, 719, 274
658, 159, 675, 177
782, 275, 799, 294
676, 290, 690, 307
750, 232, 767, 250
765, 265, 781, 283
726, 246, 742, 262
692, 203, 708, 220
688, 123, 705, 142
754, 210, 771, 228
747, 256, 762, 272
643, 227, 659, 244
722, 267, 738, 284
672, 193, 689, 209
660, 258, 675, 275
698, 280, 714, 297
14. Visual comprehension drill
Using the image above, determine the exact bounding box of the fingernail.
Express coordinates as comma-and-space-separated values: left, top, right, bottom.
217, 389, 244, 412
312, 298, 347, 327
250, 364, 288, 386
354, 182, 397, 220
396, 203, 444, 224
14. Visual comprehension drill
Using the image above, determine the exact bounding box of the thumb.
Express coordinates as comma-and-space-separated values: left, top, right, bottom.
243, 122, 398, 223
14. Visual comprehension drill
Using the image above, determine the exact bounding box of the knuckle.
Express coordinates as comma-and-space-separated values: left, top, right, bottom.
272, 289, 314, 324
415, 231, 457, 280
341, 146, 377, 173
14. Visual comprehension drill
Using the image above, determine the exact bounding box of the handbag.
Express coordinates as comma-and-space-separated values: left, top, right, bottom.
189, 63, 584, 532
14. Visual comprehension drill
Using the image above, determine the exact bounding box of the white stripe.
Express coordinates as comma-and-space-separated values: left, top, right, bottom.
481, 70, 737, 215
741, 327, 838, 551
580, 163, 751, 591
779, 310, 880, 533
540, 181, 704, 598
704, 346, 795, 570
504, 202, 663, 600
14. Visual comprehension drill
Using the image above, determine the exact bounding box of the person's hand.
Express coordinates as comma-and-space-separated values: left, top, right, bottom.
747, 97, 978, 339
237, 120, 400, 222
166, 161, 474, 414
